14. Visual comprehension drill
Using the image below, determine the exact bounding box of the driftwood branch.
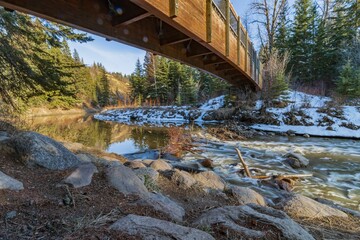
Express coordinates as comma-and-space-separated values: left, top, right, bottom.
235, 148, 252, 178
252, 174, 313, 180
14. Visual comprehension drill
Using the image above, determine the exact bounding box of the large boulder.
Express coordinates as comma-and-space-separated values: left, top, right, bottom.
150, 159, 172, 171
12, 131, 82, 170
227, 186, 266, 206
194, 204, 314, 240
110, 214, 215, 240
124, 161, 147, 169
0, 171, 24, 191
63, 163, 98, 188
193, 171, 225, 190
134, 167, 159, 184
0, 136, 16, 157
283, 152, 309, 168
276, 194, 348, 219
169, 169, 197, 189
106, 164, 149, 197
135, 193, 185, 222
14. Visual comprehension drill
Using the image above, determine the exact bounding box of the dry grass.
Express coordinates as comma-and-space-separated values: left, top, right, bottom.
163, 127, 192, 157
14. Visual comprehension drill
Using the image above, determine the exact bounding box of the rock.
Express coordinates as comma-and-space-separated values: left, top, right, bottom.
315, 198, 360, 219
276, 194, 348, 219
172, 163, 204, 173
193, 171, 225, 190
5, 211, 17, 219
200, 158, 214, 169
124, 161, 147, 169
135, 193, 185, 222
227, 186, 266, 206
0, 171, 24, 191
106, 164, 149, 197
194, 204, 314, 240
76, 153, 108, 166
134, 167, 159, 183
0, 137, 16, 157
169, 169, 197, 189
303, 134, 310, 138
63, 163, 98, 188
124, 150, 159, 160
150, 159, 172, 171
283, 152, 309, 168
110, 214, 215, 240
140, 159, 154, 166
12, 131, 82, 170
286, 130, 296, 135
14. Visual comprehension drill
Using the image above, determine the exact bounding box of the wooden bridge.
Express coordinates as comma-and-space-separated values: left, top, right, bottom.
0, 0, 262, 90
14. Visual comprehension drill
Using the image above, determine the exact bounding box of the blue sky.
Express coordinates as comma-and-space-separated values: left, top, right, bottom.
68, 0, 254, 75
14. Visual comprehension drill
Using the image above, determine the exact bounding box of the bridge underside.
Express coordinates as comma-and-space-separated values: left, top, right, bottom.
0, 0, 262, 90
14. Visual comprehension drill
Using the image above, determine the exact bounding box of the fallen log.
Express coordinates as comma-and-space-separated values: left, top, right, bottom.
235, 148, 252, 178
234, 148, 312, 191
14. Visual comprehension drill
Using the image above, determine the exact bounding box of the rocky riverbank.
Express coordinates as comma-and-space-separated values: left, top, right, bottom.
1, 125, 360, 239
95, 91, 360, 139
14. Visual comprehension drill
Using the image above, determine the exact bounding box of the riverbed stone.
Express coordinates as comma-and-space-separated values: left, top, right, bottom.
12, 131, 82, 170
106, 164, 149, 197
124, 161, 147, 169
150, 159, 172, 171
134, 167, 159, 183
194, 204, 314, 240
276, 194, 348, 219
135, 193, 185, 222
110, 214, 215, 240
283, 152, 310, 168
193, 171, 225, 190
63, 163, 98, 188
227, 186, 266, 206
0, 171, 24, 191
169, 169, 197, 189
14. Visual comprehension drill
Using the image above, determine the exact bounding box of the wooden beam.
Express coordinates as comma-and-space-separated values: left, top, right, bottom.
225, 0, 230, 57
245, 31, 248, 72
237, 16, 240, 65
160, 36, 191, 46
188, 51, 212, 58
159, 23, 191, 46
169, 0, 178, 18
206, 0, 212, 43
112, 10, 151, 26
215, 63, 233, 71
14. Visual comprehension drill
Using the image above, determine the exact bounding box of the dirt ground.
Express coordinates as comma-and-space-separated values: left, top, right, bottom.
1, 150, 360, 239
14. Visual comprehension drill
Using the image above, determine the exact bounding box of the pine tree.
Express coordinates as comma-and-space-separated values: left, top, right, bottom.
143, 51, 156, 100
289, 0, 317, 83
155, 56, 169, 104
130, 58, 145, 105
274, 0, 290, 56
73, 49, 81, 62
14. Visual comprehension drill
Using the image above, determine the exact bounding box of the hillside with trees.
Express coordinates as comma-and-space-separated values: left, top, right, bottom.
253, 0, 359, 100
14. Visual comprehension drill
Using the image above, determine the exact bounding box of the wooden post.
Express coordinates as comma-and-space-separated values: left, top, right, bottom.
206, 0, 212, 43
237, 16, 240, 65
245, 31, 248, 72
225, 0, 230, 57
169, 0, 178, 18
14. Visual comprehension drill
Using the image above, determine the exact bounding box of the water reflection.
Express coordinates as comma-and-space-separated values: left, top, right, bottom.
30, 114, 170, 154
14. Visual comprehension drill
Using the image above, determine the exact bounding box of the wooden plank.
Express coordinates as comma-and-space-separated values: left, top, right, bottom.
169, 0, 178, 18
112, 12, 151, 26
206, 0, 212, 43
225, 0, 230, 57
245, 31, 248, 72
237, 16, 240, 65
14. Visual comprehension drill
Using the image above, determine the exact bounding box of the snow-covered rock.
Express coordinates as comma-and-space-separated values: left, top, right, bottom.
252, 91, 360, 139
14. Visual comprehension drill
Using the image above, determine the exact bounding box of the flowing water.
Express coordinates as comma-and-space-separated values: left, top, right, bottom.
30, 114, 360, 210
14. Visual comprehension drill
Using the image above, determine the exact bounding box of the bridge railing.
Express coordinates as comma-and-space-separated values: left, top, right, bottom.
211, 0, 262, 87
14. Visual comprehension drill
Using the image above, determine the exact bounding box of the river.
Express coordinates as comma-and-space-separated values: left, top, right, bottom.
29, 114, 360, 210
